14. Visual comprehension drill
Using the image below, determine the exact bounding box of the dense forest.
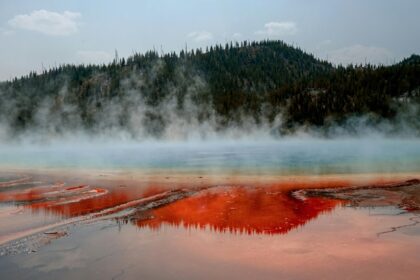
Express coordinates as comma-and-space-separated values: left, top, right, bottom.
0, 40, 419, 140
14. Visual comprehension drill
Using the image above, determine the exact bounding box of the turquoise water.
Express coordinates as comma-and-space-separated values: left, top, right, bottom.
1, 138, 420, 174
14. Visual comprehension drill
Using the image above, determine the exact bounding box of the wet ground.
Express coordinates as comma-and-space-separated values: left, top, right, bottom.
0, 170, 419, 279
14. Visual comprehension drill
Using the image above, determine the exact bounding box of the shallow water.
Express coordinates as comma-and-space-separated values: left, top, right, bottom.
1, 206, 419, 280
0, 139, 420, 279
1, 139, 420, 174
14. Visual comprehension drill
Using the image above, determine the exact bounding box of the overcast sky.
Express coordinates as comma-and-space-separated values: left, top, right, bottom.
1, 0, 419, 81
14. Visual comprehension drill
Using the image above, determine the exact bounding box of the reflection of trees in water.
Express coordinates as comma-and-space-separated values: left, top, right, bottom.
134, 186, 342, 235
2, 173, 418, 236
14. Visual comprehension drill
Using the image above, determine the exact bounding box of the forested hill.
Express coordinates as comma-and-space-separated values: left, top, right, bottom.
0, 40, 419, 139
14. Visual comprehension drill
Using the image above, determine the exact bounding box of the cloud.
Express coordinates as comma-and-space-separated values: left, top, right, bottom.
0, 27, 14, 36
8, 10, 81, 36
187, 31, 213, 42
76, 51, 113, 65
328, 44, 394, 65
232, 33, 242, 40
315, 39, 333, 50
255, 21, 298, 37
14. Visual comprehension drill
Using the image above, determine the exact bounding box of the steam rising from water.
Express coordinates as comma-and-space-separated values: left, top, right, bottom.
1, 61, 419, 177
1, 66, 283, 143
0, 58, 419, 144
1, 138, 420, 175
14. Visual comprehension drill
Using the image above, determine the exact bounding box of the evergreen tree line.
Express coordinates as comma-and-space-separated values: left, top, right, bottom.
0, 40, 419, 138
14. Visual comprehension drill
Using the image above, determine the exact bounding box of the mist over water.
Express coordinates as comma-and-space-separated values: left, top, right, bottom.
1, 138, 420, 175
1, 48, 419, 145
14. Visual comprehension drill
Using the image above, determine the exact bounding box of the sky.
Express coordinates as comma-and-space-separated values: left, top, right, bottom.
0, 0, 419, 81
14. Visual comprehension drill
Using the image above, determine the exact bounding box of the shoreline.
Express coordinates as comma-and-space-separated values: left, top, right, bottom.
1, 166, 420, 188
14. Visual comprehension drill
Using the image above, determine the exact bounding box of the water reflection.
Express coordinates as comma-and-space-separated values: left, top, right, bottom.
131, 186, 342, 235
1, 171, 419, 279
0, 173, 417, 241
